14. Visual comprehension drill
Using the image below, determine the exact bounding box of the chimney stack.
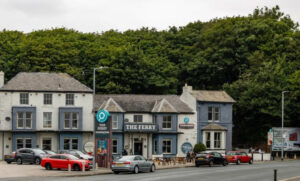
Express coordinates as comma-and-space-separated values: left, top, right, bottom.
0, 71, 4, 88
183, 83, 192, 93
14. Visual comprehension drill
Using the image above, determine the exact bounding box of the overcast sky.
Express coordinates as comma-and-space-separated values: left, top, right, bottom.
0, 0, 298, 33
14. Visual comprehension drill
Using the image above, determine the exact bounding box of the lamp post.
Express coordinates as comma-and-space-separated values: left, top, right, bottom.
93, 66, 107, 170
281, 91, 289, 161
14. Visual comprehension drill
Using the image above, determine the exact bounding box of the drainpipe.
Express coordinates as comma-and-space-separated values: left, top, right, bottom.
2, 132, 4, 160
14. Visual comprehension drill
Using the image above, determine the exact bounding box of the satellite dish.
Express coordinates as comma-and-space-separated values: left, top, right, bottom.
84, 142, 94, 153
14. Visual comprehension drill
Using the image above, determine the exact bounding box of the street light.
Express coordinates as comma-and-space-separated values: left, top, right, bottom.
93, 66, 107, 170
281, 91, 289, 161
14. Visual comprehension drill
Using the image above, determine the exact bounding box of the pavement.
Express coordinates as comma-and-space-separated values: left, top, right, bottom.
1, 160, 300, 181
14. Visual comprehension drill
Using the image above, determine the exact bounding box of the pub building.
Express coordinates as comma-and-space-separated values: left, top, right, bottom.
94, 94, 197, 159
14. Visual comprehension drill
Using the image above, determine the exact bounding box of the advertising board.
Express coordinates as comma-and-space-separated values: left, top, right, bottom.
271, 127, 300, 151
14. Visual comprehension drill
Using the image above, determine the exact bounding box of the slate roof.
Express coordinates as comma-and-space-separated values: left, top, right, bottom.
0, 72, 93, 93
201, 124, 227, 131
191, 90, 235, 103
94, 94, 194, 113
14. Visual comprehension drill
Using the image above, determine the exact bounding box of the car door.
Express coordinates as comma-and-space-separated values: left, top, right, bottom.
139, 156, 148, 171
134, 156, 142, 170
27, 149, 35, 163
241, 152, 249, 162
23, 149, 32, 163
59, 155, 69, 169
214, 152, 222, 164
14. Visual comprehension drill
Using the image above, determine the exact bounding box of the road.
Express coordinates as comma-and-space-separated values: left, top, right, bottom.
2, 160, 300, 181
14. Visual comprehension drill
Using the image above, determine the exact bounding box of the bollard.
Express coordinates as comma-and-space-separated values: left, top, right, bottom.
294, 154, 297, 159
95, 163, 98, 170
82, 162, 85, 172
274, 169, 277, 181
261, 153, 264, 161
68, 164, 71, 172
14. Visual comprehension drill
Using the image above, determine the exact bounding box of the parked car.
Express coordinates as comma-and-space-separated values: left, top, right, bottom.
59, 150, 93, 160
111, 155, 155, 174
41, 154, 92, 171
225, 151, 253, 165
43, 150, 56, 155
15, 148, 48, 165
4, 151, 16, 164
195, 152, 228, 167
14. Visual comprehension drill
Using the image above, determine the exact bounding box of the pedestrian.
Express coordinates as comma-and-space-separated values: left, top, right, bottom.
248, 147, 253, 153
186, 151, 191, 162
122, 148, 128, 156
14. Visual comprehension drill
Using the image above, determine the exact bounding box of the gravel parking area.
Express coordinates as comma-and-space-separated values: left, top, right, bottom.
0, 161, 111, 178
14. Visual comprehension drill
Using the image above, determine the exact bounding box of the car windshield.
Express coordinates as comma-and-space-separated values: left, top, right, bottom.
227, 152, 237, 156
46, 151, 56, 155
69, 155, 79, 160
33, 149, 46, 154
117, 156, 134, 161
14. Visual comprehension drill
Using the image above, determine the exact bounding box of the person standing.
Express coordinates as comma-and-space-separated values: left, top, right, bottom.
186, 152, 191, 162
122, 148, 128, 156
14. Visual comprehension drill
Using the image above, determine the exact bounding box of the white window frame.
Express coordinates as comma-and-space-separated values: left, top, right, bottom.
112, 139, 118, 154
43, 112, 52, 128
162, 139, 172, 154
111, 114, 118, 129
162, 115, 172, 129
66, 93, 74, 105
20, 93, 29, 104
214, 132, 221, 149
205, 132, 211, 149
44, 93, 52, 105
17, 138, 32, 149
64, 112, 71, 129
16, 112, 32, 129
72, 112, 79, 129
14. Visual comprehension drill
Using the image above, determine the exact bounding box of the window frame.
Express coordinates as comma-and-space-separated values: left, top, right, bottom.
66, 93, 74, 105
214, 132, 221, 149
111, 114, 119, 129
16, 112, 33, 129
133, 115, 143, 123
162, 139, 172, 154
43, 112, 52, 128
112, 139, 118, 154
44, 93, 53, 105
208, 106, 220, 122
42, 137, 52, 150
162, 115, 172, 129
205, 132, 211, 149
20, 93, 29, 105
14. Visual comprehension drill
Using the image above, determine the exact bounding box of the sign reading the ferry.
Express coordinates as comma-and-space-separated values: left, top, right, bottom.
124, 123, 157, 132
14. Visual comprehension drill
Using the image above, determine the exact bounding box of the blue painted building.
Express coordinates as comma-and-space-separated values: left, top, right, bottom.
180, 84, 235, 152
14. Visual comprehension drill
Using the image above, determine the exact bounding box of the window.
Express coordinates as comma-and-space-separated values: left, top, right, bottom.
72, 139, 78, 149
208, 106, 220, 122
66, 94, 74, 105
64, 139, 70, 150
42, 138, 52, 150
162, 139, 172, 153
63, 138, 79, 150
72, 113, 78, 129
214, 132, 221, 148
153, 139, 158, 154
17, 112, 32, 129
112, 139, 118, 154
134, 115, 143, 123
153, 115, 157, 124
162, 115, 172, 129
44, 94, 52, 105
20, 93, 29, 104
112, 115, 118, 129
17, 138, 32, 149
64, 113, 71, 129
43, 112, 52, 128
214, 152, 222, 157
205, 132, 211, 149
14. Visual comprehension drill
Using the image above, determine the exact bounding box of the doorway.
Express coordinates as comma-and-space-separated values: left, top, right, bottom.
134, 141, 143, 155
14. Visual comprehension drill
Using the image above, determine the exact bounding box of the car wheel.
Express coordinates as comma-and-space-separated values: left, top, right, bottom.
45, 163, 52, 170
114, 171, 120, 174
249, 159, 253, 164
73, 164, 80, 171
16, 158, 22, 165
6, 161, 11, 164
35, 158, 41, 165
150, 164, 155, 172
195, 164, 200, 167
133, 166, 139, 174
209, 160, 213, 167
236, 159, 240, 165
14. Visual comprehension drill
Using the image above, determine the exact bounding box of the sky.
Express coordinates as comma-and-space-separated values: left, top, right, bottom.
0, 0, 299, 33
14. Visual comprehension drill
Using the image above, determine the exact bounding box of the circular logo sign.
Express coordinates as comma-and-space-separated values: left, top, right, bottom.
184, 117, 190, 124
96, 109, 110, 123
84, 142, 94, 153
181, 142, 193, 154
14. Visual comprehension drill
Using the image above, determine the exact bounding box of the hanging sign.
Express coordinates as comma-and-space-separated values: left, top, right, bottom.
95, 109, 110, 135
96, 110, 110, 123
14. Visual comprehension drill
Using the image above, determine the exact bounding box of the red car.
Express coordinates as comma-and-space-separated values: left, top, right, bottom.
41, 154, 92, 171
225, 151, 253, 165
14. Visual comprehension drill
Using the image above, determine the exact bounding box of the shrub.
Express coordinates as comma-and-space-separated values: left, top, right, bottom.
193, 143, 206, 153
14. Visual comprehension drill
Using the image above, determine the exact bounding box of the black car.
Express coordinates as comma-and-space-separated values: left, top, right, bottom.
4, 151, 16, 164
15, 148, 48, 165
195, 152, 227, 167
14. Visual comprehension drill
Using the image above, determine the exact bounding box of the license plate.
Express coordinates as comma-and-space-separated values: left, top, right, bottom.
116, 163, 123, 166
227, 156, 232, 159
198, 158, 204, 160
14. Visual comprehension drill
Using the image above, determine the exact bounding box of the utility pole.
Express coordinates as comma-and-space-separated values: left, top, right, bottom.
281, 91, 289, 161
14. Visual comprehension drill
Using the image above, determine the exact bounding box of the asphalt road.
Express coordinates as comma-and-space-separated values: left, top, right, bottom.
3, 160, 300, 181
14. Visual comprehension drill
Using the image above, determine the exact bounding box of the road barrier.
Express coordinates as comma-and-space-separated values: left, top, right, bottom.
68, 164, 71, 172
274, 169, 277, 181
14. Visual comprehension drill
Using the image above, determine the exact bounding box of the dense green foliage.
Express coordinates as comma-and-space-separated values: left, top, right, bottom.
0, 6, 299, 146
193, 143, 207, 153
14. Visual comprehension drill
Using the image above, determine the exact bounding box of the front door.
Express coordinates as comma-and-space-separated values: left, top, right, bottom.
134, 142, 143, 155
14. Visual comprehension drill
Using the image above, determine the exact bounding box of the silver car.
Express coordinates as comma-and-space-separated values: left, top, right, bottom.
111, 155, 155, 174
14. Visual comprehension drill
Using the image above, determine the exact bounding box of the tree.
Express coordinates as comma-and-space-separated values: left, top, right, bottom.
193, 143, 206, 153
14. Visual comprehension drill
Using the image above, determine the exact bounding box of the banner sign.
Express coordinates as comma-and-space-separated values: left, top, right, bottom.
272, 127, 300, 151
97, 140, 107, 156
181, 142, 193, 154
124, 123, 157, 132
179, 124, 195, 129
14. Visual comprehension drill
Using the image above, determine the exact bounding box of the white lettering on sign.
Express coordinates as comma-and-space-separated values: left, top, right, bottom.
125, 124, 156, 131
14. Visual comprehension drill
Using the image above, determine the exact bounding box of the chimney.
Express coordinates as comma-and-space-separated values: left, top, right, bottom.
0, 71, 4, 88
182, 83, 192, 93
